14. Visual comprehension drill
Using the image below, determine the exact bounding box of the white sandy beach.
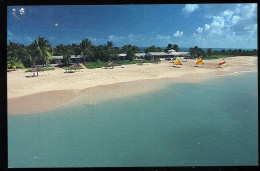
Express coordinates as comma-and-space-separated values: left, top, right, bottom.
7, 56, 257, 115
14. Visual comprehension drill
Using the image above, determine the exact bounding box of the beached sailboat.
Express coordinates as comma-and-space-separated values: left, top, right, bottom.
173, 57, 182, 68
195, 57, 204, 67
218, 58, 227, 68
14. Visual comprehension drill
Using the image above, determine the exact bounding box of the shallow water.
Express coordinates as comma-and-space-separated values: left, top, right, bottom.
8, 71, 258, 167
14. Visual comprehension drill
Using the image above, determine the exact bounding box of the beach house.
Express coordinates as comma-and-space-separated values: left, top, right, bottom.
50, 55, 91, 64
50, 56, 63, 64
145, 49, 190, 60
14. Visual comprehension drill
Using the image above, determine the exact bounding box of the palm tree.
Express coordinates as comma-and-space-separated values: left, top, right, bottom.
80, 38, 94, 62
33, 37, 52, 66
7, 41, 25, 70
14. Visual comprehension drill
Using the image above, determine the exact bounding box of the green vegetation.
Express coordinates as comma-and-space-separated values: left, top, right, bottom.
42, 67, 55, 71
83, 61, 110, 69
33, 38, 53, 66
121, 45, 140, 61
165, 44, 179, 52
189, 46, 257, 59
25, 67, 55, 72
7, 36, 258, 70
83, 60, 154, 69
25, 68, 32, 72
61, 66, 83, 70
144, 45, 164, 53
204, 55, 235, 59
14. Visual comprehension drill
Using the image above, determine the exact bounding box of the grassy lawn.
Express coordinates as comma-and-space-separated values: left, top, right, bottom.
25, 67, 55, 72
204, 55, 235, 59
62, 67, 83, 70
83, 61, 110, 69
83, 60, 154, 69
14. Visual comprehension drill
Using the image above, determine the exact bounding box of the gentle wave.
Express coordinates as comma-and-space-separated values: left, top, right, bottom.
217, 69, 257, 77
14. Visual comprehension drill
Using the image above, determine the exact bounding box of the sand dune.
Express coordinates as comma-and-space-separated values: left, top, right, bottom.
7, 56, 257, 115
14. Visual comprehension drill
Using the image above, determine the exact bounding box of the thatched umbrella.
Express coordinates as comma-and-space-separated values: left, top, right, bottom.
32, 67, 43, 76
70, 64, 81, 71
108, 61, 118, 69
154, 58, 161, 64
140, 59, 146, 65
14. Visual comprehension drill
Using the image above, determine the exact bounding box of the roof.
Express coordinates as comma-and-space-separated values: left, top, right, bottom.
52, 56, 63, 59
147, 52, 167, 56
147, 52, 190, 56
135, 53, 146, 57
118, 53, 127, 57
167, 49, 176, 53
70, 55, 91, 58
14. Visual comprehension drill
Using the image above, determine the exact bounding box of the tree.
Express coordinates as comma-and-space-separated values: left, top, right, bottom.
206, 48, 212, 57
32, 37, 52, 66
189, 46, 205, 58
121, 45, 140, 61
62, 45, 73, 65
144, 45, 163, 53
71, 43, 81, 56
80, 38, 94, 62
53, 44, 67, 56
173, 44, 179, 52
165, 44, 173, 52
7, 41, 26, 70
105, 41, 118, 61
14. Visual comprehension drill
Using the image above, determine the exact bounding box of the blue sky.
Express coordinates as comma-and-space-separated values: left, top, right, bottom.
7, 4, 257, 49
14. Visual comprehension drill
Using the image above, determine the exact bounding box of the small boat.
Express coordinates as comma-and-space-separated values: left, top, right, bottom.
195, 57, 204, 67
218, 58, 227, 68
173, 57, 182, 68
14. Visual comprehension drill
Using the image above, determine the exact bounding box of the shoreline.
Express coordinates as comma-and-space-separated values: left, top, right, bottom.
8, 56, 257, 115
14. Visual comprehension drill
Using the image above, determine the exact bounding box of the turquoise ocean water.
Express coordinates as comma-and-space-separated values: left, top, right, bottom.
8, 71, 258, 167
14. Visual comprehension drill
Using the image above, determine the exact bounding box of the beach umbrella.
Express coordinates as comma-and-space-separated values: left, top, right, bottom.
195, 57, 204, 66
140, 59, 146, 65
154, 58, 161, 64
70, 64, 81, 71
32, 67, 43, 76
108, 61, 118, 69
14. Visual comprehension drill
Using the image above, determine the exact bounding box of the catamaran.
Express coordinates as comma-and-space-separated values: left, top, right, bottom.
218, 58, 227, 68
173, 57, 182, 68
195, 57, 204, 67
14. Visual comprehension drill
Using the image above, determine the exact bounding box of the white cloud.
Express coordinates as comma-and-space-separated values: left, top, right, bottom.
191, 4, 257, 48
128, 33, 136, 40
196, 27, 203, 33
108, 35, 124, 42
239, 3, 257, 19
19, 8, 25, 15
182, 4, 199, 14
231, 15, 241, 25
173, 30, 183, 37
204, 24, 211, 30
156, 34, 170, 40
90, 37, 106, 44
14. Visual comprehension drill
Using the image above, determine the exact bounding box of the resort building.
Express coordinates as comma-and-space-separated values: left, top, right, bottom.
50, 56, 63, 64
118, 53, 127, 60
117, 50, 190, 61
145, 49, 190, 60
70, 55, 92, 63
50, 55, 91, 64
135, 53, 146, 60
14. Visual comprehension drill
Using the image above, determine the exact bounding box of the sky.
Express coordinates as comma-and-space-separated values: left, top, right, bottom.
7, 4, 257, 49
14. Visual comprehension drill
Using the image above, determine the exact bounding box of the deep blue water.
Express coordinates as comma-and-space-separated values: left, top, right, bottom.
8, 71, 258, 167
